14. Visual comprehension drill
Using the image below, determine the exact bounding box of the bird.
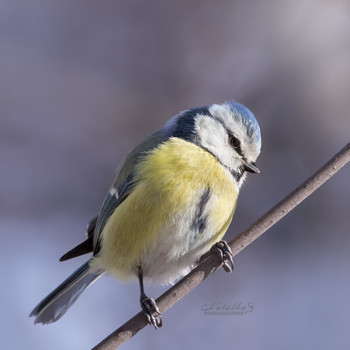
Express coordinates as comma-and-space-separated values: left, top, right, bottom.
30, 100, 261, 328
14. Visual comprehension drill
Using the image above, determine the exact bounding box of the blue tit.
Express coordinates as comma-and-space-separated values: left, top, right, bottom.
30, 100, 261, 328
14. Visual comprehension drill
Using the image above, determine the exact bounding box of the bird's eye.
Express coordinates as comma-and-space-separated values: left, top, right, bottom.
229, 135, 240, 149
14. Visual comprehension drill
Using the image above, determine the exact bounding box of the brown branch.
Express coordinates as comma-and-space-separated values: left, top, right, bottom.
93, 143, 350, 350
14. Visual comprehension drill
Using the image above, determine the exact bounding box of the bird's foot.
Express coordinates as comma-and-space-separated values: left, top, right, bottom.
211, 240, 234, 273
140, 296, 163, 329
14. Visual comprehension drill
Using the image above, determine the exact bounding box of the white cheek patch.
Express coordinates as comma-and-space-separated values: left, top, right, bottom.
194, 114, 236, 170
195, 115, 225, 149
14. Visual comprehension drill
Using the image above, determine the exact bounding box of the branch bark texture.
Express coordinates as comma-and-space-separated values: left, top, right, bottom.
93, 143, 350, 350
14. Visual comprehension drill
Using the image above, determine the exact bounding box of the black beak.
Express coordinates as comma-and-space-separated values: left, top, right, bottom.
243, 161, 260, 174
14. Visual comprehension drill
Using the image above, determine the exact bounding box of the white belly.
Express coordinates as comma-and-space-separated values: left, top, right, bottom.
141, 191, 219, 285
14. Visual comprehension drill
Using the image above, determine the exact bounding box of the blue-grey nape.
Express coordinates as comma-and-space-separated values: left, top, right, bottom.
164, 106, 212, 143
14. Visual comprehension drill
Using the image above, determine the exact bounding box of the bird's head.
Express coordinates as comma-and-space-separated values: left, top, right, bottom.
164, 100, 261, 187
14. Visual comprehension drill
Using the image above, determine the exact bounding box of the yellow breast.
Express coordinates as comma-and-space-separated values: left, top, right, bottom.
93, 137, 239, 279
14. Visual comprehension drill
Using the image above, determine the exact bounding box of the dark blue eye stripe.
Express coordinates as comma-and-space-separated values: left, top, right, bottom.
228, 134, 243, 157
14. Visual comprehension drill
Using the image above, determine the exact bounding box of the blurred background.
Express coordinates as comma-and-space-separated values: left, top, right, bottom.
1, 0, 350, 349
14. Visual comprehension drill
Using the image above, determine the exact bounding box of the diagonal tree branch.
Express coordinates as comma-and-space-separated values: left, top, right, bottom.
93, 143, 350, 350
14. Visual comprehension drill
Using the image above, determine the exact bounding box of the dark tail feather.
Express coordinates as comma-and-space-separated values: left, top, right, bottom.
59, 237, 93, 261
30, 260, 104, 324
59, 216, 97, 261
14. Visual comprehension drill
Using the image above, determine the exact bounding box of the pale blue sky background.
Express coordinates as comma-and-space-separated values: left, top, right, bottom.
1, 0, 350, 349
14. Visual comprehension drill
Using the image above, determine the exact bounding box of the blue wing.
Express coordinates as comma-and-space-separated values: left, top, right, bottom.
92, 174, 135, 254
